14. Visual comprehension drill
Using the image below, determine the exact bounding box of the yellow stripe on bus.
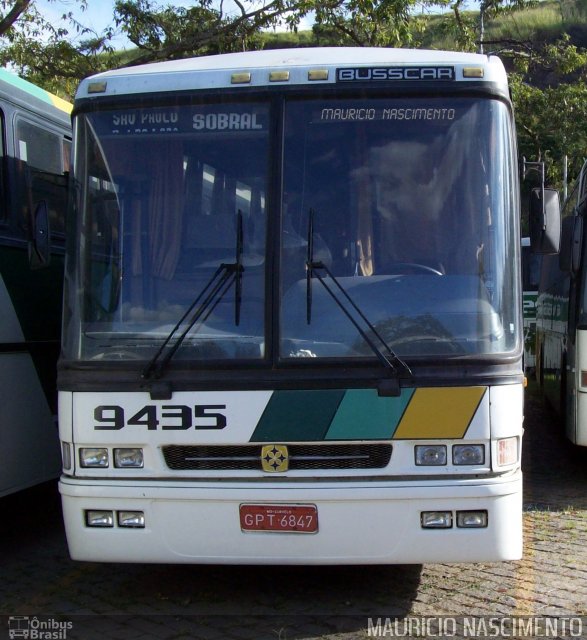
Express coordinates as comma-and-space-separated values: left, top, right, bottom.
392, 387, 486, 439
50, 94, 73, 114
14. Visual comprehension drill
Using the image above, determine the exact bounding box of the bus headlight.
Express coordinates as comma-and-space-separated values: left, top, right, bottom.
80, 448, 109, 468
114, 448, 144, 468
453, 444, 484, 465
415, 445, 447, 466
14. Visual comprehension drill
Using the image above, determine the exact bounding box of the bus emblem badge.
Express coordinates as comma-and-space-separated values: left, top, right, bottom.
261, 445, 289, 472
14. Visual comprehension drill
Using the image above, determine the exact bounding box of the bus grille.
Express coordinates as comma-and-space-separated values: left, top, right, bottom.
162, 443, 392, 471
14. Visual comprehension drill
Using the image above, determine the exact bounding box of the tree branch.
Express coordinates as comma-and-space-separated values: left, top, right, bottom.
0, 0, 32, 36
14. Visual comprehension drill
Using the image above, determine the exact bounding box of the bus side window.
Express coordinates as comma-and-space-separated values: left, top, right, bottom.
0, 109, 4, 223
16, 118, 69, 244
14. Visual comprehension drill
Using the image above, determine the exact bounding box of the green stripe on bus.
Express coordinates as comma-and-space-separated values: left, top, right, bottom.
0, 69, 72, 113
251, 389, 346, 442
325, 388, 415, 440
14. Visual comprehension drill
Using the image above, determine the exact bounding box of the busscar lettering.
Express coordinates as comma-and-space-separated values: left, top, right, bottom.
192, 112, 263, 131
336, 66, 455, 82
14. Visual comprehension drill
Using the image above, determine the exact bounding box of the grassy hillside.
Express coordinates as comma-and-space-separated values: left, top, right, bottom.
259, 0, 587, 51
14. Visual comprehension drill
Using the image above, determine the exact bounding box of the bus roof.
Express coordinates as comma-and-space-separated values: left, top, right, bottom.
76, 47, 509, 99
0, 68, 72, 117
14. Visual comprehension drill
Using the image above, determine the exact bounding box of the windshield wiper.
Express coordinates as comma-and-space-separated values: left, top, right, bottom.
306, 209, 412, 379
142, 212, 244, 381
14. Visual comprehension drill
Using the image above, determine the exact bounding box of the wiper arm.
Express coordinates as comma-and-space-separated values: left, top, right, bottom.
142, 212, 244, 381
306, 211, 412, 378
141, 264, 236, 380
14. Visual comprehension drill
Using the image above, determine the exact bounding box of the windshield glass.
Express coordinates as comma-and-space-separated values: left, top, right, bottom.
63, 95, 520, 365
64, 102, 269, 361
280, 97, 519, 359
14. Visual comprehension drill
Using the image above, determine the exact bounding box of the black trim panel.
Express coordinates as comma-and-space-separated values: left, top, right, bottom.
58, 360, 524, 393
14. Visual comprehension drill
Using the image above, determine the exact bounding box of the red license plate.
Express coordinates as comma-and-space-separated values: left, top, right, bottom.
239, 504, 318, 533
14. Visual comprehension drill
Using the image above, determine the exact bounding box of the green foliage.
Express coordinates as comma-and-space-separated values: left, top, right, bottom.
309, 0, 446, 48
113, 0, 318, 64
0, 0, 120, 98
509, 36, 587, 189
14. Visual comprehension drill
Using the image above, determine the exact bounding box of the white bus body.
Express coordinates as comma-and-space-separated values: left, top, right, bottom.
0, 69, 71, 497
59, 48, 523, 563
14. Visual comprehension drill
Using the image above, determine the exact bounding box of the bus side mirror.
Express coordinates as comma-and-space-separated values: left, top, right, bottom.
559, 215, 583, 274
529, 187, 560, 255
28, 200, 51, 269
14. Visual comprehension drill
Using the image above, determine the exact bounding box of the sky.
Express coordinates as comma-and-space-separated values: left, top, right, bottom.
36, 0, 199, 48
34, 0, 315, 49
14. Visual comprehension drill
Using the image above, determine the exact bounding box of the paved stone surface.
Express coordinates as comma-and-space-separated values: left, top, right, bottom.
1, 384, 586, 639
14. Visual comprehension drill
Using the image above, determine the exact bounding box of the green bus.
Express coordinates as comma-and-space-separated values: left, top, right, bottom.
0, 69, 72, 496
535, 159, 587, 447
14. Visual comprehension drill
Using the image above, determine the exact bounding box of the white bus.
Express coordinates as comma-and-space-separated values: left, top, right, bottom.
0, 69, 72, 497
59, 48, 524, 564
535, 158, 587, 446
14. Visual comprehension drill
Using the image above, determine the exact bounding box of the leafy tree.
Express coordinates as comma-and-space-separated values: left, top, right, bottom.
310, 0, 446, 48
507, 36, 587, 189
0, 0, 31, 35
430, 0, 538, 52
112, 0, 458, 63
0, 0, 119, 97
112, 0, 316, 63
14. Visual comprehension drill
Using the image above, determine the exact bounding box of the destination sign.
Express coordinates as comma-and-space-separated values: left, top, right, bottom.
336, 66, 455, 82
319, 107, 456, 122
95, 107, 268, 136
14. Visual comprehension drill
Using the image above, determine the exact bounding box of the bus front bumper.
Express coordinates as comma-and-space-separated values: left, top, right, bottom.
59, 474, 522, 564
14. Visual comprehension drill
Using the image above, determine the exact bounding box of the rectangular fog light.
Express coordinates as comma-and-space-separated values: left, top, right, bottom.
415, 445, 447, 466
85, 510, 114, 527
457, 510, 488, 528
117, 511, 145, 528
421, 511, 452, 529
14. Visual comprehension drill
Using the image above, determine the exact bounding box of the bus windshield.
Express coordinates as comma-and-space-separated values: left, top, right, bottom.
64, 96, 519, 363
280, 97, 519, 359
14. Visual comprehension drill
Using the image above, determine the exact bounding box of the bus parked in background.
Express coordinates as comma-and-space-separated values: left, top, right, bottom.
59, 48, 523, 564
0, 69, 72, 496
521, 237, 541, 371
535, 158, 587, 447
